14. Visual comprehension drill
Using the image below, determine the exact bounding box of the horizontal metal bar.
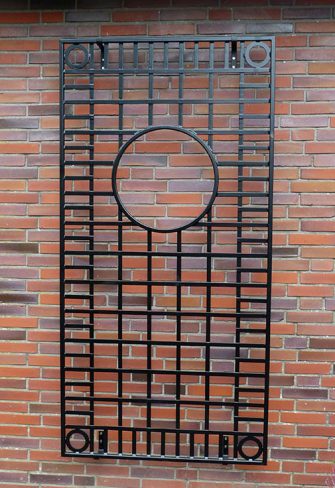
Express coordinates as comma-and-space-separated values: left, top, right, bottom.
64, 250, 268, 258
64, 221, 269, 229
64, 323, 93, 328
235, 416, 264, 422
64, 176, 93, 181
64, 235, 93, 240
65, 145, 94, 151
64, 84, 94, 90
64, 191, 114, 196
64, 160, 114, 166
64, 338, 266, 348
63, 98, 270, 105
64, 397, 263, 408
237, 387, 265, 393
64, 368, 265, 378
64, 128, 270, 136
62, 451, 264, 465
217, 161, 270, 167
65, 410, 93, 415
217, 191, 268, 197
63, 308, 267, 317
64, 204, 93, 210
64, 423, 265, 436
64, 279, 268, 288
61, 35, 274, 43
65, 68, 270, 75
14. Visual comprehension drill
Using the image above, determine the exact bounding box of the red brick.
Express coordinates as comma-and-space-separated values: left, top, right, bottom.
0, 12, 39, 23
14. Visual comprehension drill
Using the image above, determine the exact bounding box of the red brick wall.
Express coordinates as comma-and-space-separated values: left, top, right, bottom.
0, 1, 335, 487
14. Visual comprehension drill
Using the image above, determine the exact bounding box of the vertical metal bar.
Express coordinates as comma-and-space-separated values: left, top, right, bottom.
208, 42, 214, 148
175, 230, 182, 456
148, 41, 154, 126
204, 208, 212, 458
161, 431, 165, 457
88, 41, 95, 452
233, 40, 245, 459
118, 42, 124, 149
117, 41, 124, 455
178, 41, 184, 127
134, 41, 138, 69
224, 41, 229, 69
59, 40, 66, 456
263, 37, 275, 464
146, 230, 152, 455
163, 41, 168, 70
132, 430, 137, 455
190, 432, 194, 458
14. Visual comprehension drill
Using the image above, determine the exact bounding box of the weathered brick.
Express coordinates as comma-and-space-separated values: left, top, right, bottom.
65, 11, 110, 22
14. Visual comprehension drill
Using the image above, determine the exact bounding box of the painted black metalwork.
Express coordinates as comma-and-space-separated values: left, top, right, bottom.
60, 35, 275, 465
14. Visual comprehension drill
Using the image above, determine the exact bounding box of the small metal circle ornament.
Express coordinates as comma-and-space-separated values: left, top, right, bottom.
65, 428, 90, 453
245, 41, 270, 68
238, 435, 263, 461
64, 44, 89, 70
112, 125, 219, 233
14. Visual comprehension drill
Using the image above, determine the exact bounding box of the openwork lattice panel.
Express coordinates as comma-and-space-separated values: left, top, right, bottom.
60, 35, 275, 465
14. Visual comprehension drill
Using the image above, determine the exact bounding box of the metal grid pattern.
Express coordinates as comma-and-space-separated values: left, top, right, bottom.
60, 35, 275, 465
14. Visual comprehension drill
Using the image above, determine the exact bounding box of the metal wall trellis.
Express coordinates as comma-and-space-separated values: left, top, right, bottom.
60, 35, 275, 465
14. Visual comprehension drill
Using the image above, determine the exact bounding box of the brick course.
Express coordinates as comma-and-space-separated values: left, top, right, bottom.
0, 1, 334, 487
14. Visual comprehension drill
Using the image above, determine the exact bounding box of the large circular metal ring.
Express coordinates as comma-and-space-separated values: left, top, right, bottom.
65, 428, 90, 453
237, 435, 263, 461
245, 42, 270, 68
64, 44, 89, 70
112, 125, 219, 233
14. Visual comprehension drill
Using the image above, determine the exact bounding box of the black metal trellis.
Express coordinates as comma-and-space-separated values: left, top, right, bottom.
60, 35, 275, 465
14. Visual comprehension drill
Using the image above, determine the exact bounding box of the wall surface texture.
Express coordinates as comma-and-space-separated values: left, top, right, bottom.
0, 1, 335, 487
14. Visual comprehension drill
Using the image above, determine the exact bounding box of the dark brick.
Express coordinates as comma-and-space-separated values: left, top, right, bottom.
0, 243, 38, 253
131, 467, 175, 479
272, 298, 298, 310
0, 293, 37, 304
283, 8, 331, 19
132, 373, 147, 381
30, 474, 73, 485
29, 25, 76, 37
0, 330, 26, 340
30, 403, 58, 413
270, 376, 295, 386
0, 280, 25, 291
246, 23, 293, 33
285, 337, 308, 349
273, 247, 299, 256
74, 476, 95, 486
28, 104, 59, 116
282, 388, 328, 399
165, 384, 186, 395
197, 21, 246, 34
29, 130, 59, 141
0, 118, 39, 129
271, 448, 317, 460
66, 11, 110, 22
325, 299, 335, 311
0, 472, 28, 483
0, 437, 39, 448
0, 304, 25, 315
310, 338, 335, 349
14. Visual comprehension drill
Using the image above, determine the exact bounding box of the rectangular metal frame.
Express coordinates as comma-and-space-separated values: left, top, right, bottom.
60, 35, 275, 465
